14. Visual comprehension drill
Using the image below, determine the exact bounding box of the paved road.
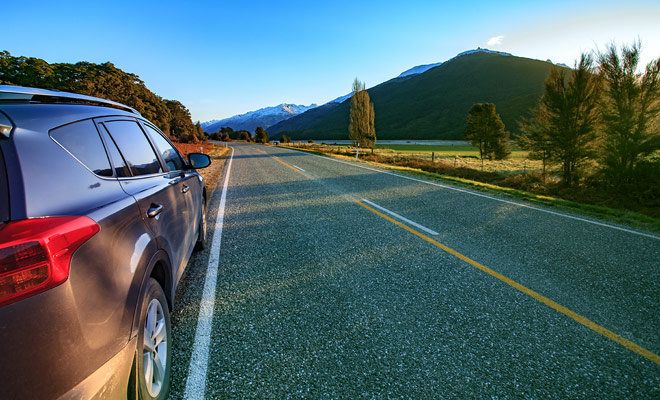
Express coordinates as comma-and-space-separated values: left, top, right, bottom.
170, 143, 660, 399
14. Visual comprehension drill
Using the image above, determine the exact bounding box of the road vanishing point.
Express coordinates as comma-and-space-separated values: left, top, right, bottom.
169, 142, 660, 399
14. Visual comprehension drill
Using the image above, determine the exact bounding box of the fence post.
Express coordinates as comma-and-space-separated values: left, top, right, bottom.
432, 152, 435, 163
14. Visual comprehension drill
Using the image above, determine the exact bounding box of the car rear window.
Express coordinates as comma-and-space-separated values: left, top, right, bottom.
50, 119, 113, 177
0, 146, 8, 222
103, 120, 162, 176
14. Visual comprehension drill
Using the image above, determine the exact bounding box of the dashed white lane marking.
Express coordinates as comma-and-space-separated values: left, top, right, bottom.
361, 199, 439, 236
184, 146, 234, 400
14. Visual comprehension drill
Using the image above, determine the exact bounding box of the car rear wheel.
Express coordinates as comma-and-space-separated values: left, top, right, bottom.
194, 199, 207, 251
137, 278, 171, 400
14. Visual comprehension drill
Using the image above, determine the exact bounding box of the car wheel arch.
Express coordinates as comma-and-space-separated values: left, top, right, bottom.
130, 250, 173, 340
126, 250, 174, 400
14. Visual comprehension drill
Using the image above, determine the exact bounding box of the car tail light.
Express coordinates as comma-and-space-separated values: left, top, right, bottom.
0, 216, 100, 307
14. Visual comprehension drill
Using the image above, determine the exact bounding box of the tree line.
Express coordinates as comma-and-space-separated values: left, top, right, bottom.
208, 126, 270, 143
0, 51, 205, 143
463, 42, 660, 193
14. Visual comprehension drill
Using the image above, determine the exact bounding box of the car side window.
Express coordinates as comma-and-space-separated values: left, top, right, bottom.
98, 124, 131, 178
142, 123, 185, 172
50, 119, 113, 177
103, 120, 162, 176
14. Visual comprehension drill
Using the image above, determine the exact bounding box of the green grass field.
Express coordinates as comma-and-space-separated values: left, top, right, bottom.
292, 142, 539, 174
374, 144, 528, 159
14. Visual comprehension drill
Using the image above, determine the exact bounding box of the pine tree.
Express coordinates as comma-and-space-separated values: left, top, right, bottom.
463, 103, 510, 164
519, 54, 600, 185
598, 41, 660, 185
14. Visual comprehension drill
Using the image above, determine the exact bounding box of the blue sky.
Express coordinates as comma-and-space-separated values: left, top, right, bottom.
4, 0, 660, 122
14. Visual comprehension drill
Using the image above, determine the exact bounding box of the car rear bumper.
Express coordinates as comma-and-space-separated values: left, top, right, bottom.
59, 336, 136, 400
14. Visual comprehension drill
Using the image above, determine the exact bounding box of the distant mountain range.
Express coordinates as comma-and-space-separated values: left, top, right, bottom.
268, 50, 568, 140
203, 103, 316, 133
203, 48, 569, 139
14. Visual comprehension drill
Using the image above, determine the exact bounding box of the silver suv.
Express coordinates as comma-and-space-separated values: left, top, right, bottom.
0, 85, 211, 399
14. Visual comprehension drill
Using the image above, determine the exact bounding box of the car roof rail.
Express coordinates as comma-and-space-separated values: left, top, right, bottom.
0, 85, 141, 115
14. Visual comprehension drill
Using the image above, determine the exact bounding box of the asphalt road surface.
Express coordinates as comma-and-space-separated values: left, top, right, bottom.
169, 142, 660, 399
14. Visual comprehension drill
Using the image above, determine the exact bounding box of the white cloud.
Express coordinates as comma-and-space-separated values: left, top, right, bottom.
487, 35, 504, 46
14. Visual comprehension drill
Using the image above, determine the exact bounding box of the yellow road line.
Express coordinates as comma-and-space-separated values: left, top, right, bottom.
271, 156, 302, 172
354, 200, 660, 365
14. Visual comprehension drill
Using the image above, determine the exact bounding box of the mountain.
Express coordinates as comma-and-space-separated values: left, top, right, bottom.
268, 49, 565, 140
203, 103, 317, 133
323, 48, 514, 106
200, 119, 220, 129
397, 48, 512, 78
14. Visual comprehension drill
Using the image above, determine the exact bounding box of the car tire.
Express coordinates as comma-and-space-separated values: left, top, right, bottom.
136, 278, 171, 400
194, 199, 207, 251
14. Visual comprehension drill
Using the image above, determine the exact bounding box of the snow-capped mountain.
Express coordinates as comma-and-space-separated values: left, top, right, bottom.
398, 48, 512, 78
328, 48, 514, 105
398, 62, 444, 78
207, 49, 528, 133
453, 48, 512, 59
203, 103, 317, 133
269, 48, 559, 140
328, 93, 352, 104
200, 119, 220, 129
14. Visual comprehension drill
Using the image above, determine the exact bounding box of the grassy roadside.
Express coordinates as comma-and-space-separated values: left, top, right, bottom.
175, 142, 231, 197
272, 143, 660, 234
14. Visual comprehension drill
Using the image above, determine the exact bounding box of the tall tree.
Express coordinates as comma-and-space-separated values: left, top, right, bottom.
598, 41, 660, 185
517, 114, 553, 182
254, 126, 269, 143
165, 100, 198, 143
348, 78, 376, 150
522, 54, 600, 185
463, 103, 510, 164
195, 122, 205, 141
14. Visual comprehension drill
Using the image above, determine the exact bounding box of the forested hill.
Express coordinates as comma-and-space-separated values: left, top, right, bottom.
0, 51, 203, 143
269, 52, 569, 140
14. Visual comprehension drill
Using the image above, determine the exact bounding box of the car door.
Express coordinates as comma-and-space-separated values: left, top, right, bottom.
98, 118, 190, 277
139, 121, 200, 277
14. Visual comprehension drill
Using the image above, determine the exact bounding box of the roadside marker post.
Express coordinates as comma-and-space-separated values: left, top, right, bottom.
356, 143, 360, 161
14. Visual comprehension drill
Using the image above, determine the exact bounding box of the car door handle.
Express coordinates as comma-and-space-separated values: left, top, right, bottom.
147, 203, 163, 218
181, 185, 190, 194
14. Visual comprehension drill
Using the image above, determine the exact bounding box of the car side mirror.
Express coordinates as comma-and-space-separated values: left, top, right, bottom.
188, 153, 211, 169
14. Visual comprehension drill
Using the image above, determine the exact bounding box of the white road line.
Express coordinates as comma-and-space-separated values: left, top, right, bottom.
301, 151, 660, 241
291, 164, 305, 171
361, 199, 440, 235
184, 147, 234, 400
